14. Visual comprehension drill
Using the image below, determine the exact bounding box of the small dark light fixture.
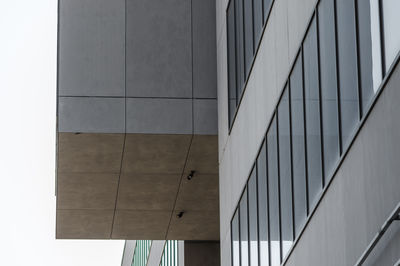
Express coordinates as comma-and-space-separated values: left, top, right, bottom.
177, 211, 185, 218
187, 170, 196, 180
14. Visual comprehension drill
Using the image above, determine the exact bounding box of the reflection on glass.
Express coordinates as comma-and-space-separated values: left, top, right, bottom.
227, 0, 237, 125
232, 210, 240, 266
290, 55, 307, 237
303, 18, 323, 210
240, 188, 249, 266
263, 0, 272, 23
382, 0, 400, 72
358, 0, 382, 115
244, 0, 254, 76
336, 0, 360, 149
318, 0, 340, 182
257, 141, 270, 266
248, 169, 259, 266
278, 87, 293, 257
267, 117, 281, 266
235, 0, 245, 96
253, 0, 263, 45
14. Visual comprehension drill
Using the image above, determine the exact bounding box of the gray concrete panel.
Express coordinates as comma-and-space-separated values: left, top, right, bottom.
192, 0, 217, 98
194, 99, 218, 135
56, 209, 114, 239
58, 97, 125, 133
126, 0, 191, 98
59, 0, 125, 97
126, 98, 192, 134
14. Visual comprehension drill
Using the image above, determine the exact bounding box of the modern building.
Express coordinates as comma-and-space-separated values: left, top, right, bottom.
56, 0, 400, 265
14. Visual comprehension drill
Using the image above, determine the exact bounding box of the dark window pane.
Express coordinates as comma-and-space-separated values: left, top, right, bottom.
257, 141, 270, 266
227, 0, 237, 126
318, 0, 340, 181
267, 117, 281, 266
277, 87, 293, 257
235, 0, 245, 96
240, 188, 249, 266
263, 0, 272, 23
358, 0, 382, 114
244, 0, 254, 76
232, 209, 240, 266
248, 168, 259, 266
303, 18, 323, 209
382, 0, 400, 72
290, 54, 307, 237
336, 0, 360, 148
253, 0, 263, 45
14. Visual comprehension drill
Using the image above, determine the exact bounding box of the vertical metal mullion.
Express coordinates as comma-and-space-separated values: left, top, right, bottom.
301, 47, 310, 216
264, 136, 271, 266
231, 219, 235, 266
332, 0, 343, 156
246, 183, 251, 266
255, 162, 261, 266
251, 0, 255, 54
378, 0, 386, 76
288, 80, 296, 240
238, 207, 242, 266
353, 0, 363, 120
275, 110, 282, 263
315, 10, 326, 189
241, 0, 246, 89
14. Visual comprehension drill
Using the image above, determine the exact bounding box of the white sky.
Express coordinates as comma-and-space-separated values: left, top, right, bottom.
0, 1, 125, 265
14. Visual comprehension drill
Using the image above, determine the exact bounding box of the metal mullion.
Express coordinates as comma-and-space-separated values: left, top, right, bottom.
275, 110, 282, 264
315, 9, 326, 189
255, 162, 261, 266
238, 206, 242, 266
246, 182, 251, 266
300, 47, 310, 216
264, 135, 271, 266
378, 0, 386, 76
231, 218, 235, 266
354, 0, 363, 120
288, 79, 296, 240
332, 0, 343, 156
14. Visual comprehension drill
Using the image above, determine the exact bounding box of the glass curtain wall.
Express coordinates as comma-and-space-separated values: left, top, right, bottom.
160, 241, 179, 266
230, 0, 400, 265
226, 0, 275, 127
131, 240, 152, 266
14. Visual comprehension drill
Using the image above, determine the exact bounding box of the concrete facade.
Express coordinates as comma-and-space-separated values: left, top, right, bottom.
217, 0, 400, 265
57, 0, 219, 241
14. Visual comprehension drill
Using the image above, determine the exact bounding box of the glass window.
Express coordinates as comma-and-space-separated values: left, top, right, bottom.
336, 0, 360, 149
318, 0, 340, 182
257, 141, 270, 266
240, 188, 249, 266
227, 0, 237, 126
382, 0, 400, 72
277, 87, 293, 257
235, 0, 245, 97
357, 0, 382, 114
253, 0, 263, 45
248, 168, 259, 266
263, 0, 272, 23
267, 116, 281, 266
303, 17, 323, 209
244, 0, 254, 76
290, 54, 307, 237
232, 209, 241, 266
